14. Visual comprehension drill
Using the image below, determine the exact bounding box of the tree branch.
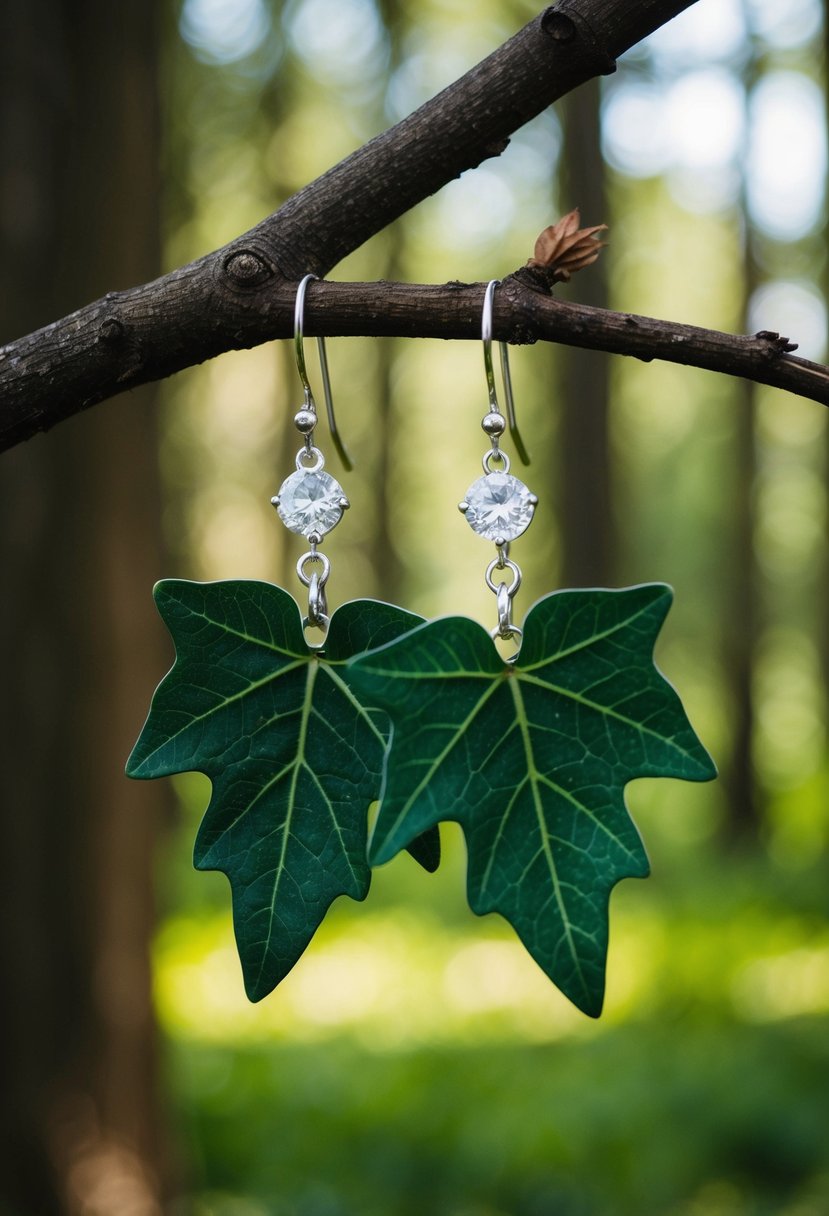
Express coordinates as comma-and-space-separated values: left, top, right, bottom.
10, 0, 816, 455
3, 278, 825, 454
304, 277, 824, 404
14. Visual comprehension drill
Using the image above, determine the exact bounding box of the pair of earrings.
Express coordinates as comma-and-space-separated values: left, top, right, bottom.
127, 277, 715, 1017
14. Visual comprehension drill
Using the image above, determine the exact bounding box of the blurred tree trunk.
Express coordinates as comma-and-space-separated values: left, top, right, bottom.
557, 79, 615, 586
816, 0, 821, 715
0, 3, 168, 1213
723, 22, 760, 839
725, 290, 759, 837
373, 0, 407, 606
372, 250, 406, 605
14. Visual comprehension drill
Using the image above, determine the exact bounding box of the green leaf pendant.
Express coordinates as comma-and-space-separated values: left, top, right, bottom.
127, 580, 438, 1000
346, 584, 716, 1017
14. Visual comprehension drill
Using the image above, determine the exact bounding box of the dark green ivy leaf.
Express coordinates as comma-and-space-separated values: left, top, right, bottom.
346, 585, 716, 1017
127, 580, 439, 1000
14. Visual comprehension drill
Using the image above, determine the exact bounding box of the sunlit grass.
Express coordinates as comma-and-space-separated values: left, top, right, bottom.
154, 903, 590, 1048
154, 834, 829, 1049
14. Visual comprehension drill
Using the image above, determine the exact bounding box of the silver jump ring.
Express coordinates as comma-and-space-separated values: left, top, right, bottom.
495, 581, 513, 636
485, 557, 521, 596
490, 623, 523, 644
295, 445, 325, 472
297, 550, 331, 587
482, 448, 510, 475
307, 571, 329, 626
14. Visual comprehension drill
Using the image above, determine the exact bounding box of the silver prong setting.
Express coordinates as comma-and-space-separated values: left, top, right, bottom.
274, 467, 347, 538
460, 473, 536, 542
458, 501, 469, 513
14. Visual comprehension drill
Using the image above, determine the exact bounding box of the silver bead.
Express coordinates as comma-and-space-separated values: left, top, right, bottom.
481, 411, 506, 437
293, 408, 317, 435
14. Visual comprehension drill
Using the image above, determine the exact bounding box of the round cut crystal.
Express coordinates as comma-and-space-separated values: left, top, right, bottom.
461, 472, 536, 542
275, 469, 346, 537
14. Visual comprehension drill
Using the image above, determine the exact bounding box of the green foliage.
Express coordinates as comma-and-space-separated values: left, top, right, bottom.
127, 579, 438, 1000
347, 585, 716, 1015
168, 1016, 829, 1216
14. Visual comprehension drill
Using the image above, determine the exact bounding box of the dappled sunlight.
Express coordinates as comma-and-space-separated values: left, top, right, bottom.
161, 346, 287, 581
766, 769, 829, 869
287, 0, 388, 88
180, 0, 271, 65
645, 0, 746, 64
748, 72, 827, 241
733, 945, 829, 1022
154, 867, 829, 1049
666, 71, 745, 172
753, 630, 825, 792
755, 469, 825, 580
602, 83, 668, 179
434, 169, 517, 250
603, 66, 747, 214
607, 4, 827, 236
154, 907, 589, 1048
748, 0, 822, 49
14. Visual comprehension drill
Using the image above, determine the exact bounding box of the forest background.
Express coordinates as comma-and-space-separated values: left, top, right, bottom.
1, 0, 829, 1213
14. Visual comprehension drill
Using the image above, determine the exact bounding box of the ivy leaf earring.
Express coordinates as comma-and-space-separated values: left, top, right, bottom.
126, 274, 439, 1001
347, 279, 717, 1017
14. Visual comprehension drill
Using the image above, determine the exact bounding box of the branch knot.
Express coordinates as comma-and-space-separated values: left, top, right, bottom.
541, 10, 576, 41
222, 249, 275, 290
544, 2, 617, 74
98, 317, 126, 344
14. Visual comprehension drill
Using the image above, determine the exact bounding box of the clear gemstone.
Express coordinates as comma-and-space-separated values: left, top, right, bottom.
275, 469, 345, 537
461, 472, 535, 542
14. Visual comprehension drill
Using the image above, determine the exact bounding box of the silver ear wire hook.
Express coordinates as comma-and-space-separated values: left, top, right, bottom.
294, 273, 352, 471
481, 279, 530, 466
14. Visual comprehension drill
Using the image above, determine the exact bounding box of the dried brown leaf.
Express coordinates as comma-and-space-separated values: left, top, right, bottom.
527, 208, 608, 281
